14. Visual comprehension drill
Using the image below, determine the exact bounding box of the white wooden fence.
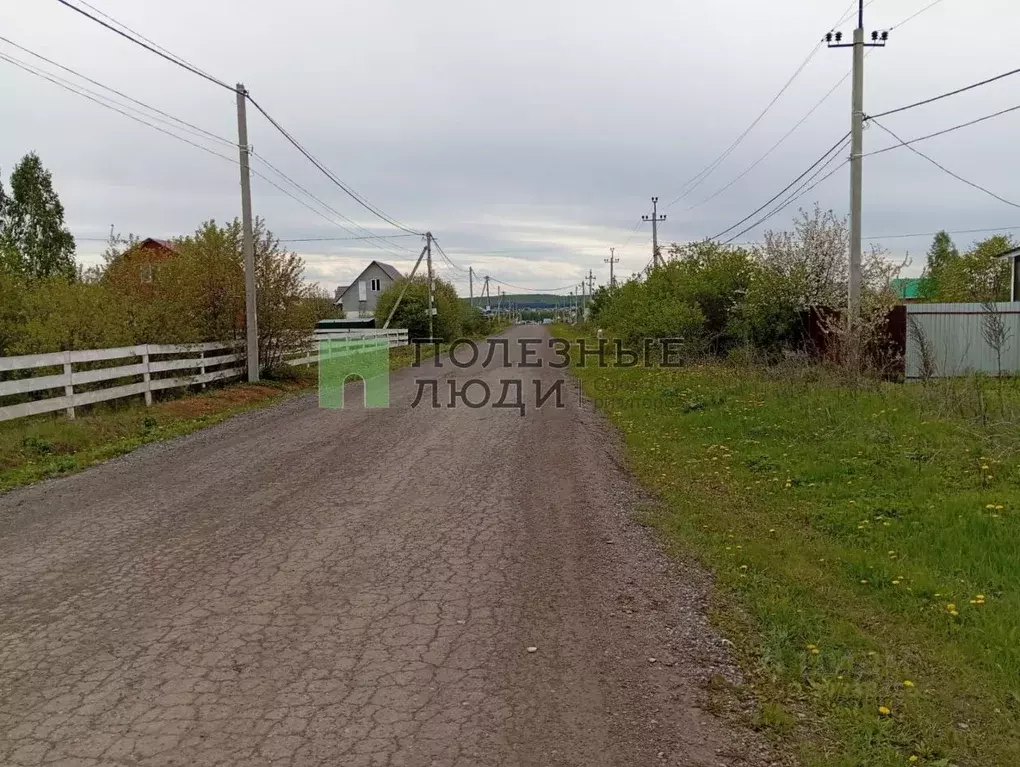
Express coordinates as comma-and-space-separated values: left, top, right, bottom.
0, 329, 410, 423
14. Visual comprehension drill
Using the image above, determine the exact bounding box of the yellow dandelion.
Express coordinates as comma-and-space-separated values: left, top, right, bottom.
946, 603, 956, 612
950, 610, 959, 616
878, 706, 891, 716
903, 680, 915, 688
892, 580, 901, 585
909, 757, 918, 763
976, 594, 985, 600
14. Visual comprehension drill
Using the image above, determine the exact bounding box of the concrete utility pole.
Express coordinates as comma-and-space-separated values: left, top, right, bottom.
469, 266, 474, 308
235, 83, 259, 382
642, 197, 667, 268
827, 2, 887, 321
425, 232, 435, 340
605, 248, 619, 287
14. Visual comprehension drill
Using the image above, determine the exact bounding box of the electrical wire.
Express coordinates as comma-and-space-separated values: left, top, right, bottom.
870, 66, 1020, 120
863, 104, 1020, 158
863, 225, 1020, 241
666, 43, 823, 208
279, 234, 418, 243
0, 35, 234, 147
722, 156, 849, 244
244, 94, 423, 236
52, 0, 422, 241
0, 53, 427, 260
249, 150, 417, 255
687, 66, 852, 212
870, 119, 1020, 209
488, 278, 577, 293
708, 132, 850, 240
889, 0, 948, 30
52, 0, 233, 91
0, 51, 237, 165
664, 0, 872, 211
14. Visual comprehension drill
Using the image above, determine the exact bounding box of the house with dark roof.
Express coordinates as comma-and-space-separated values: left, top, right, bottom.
335, 261, 403, 317
104, 237, 179, 288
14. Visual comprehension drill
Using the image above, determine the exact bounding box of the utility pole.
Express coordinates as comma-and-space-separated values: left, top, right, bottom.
586, 269, 596, 297
827, 2, 888, 321
235, 83, 259, 382
469, 266, 474, 308
605, 248, 619, 287
425, 232, 435, 340
642, 196, 666, 268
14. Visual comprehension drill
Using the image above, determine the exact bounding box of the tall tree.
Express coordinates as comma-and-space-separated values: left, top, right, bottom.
919, 230, 959, 299
0, 153, 76, 279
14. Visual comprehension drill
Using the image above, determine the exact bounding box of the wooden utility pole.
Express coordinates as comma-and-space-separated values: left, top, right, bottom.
235, 83, 259, 382
425, 232, 435, 340
642, 196, 666, 268
605, 248, 619, 287
827, 2, 888, 322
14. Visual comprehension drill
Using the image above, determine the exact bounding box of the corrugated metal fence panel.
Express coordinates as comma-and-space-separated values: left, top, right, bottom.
906, 303, 1020, 378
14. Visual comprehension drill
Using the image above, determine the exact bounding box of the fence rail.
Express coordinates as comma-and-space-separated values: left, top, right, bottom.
0, 328, 410, 423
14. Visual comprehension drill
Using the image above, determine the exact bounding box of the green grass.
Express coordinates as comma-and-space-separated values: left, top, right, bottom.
0, 373, 318, 493
556, 325, 1020, 767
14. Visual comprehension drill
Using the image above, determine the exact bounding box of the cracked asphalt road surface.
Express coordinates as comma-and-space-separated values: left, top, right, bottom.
0, 327, 771, 766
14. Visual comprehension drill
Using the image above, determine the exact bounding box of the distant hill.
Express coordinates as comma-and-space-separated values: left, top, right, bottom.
460, 293, 567, 310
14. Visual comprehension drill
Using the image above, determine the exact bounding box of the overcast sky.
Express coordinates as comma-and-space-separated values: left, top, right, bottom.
3, 0, 1018, 294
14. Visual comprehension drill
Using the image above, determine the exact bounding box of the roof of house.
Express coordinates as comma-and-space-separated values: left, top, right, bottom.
891, 277, 923, 300
137, 238, 177, 252
375, 262, 403, 281
339, 261, 404, 298
995, 246, 1020, 259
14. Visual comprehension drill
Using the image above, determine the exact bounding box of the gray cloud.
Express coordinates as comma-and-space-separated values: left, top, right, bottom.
4, 0, 1018, 293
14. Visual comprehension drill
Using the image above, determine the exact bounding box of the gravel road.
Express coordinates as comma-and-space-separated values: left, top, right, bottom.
0, 327, 773, 767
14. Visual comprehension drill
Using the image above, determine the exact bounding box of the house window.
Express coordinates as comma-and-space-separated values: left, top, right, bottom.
140, 264, 154, 283
370, 278, 381, 291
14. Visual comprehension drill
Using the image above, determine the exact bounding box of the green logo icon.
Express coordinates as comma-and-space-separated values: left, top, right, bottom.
318, 337, 390, 409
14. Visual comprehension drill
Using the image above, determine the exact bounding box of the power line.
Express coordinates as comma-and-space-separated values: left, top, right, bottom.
722, 156, 849, 245
889, 0, 948, 30
863, 104, 1020, 158
249, 150, 417, 255
709, 132, 850, 240
52, 0, 233, 91
0, 35, 234, 147
243, 94, 422, 236
665, 0, 872, 210
869, 65, 1020, 120
279, 234, 418, 243
864, 226, 1020, 240
870, 119, 1020, 209
666, 44, 823, 208
0, 51, 237, 165
863, 225, 1020, 241
489, 278, 577, 293
0, 50, 417, 259
687, 65, 852, 212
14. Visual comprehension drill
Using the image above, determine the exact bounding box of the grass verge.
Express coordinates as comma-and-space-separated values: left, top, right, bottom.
0, 372, 317, 493
555, 325, 1020, 767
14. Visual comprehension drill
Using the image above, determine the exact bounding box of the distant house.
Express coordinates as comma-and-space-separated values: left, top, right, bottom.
891, 277, 923, 303
105, 237, 179, 287
997, 247, 1020, 301
335, 261, 403, 317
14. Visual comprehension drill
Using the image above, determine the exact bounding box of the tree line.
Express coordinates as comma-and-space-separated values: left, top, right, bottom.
588, 205, 1015, 358
0, 152, 338, 370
